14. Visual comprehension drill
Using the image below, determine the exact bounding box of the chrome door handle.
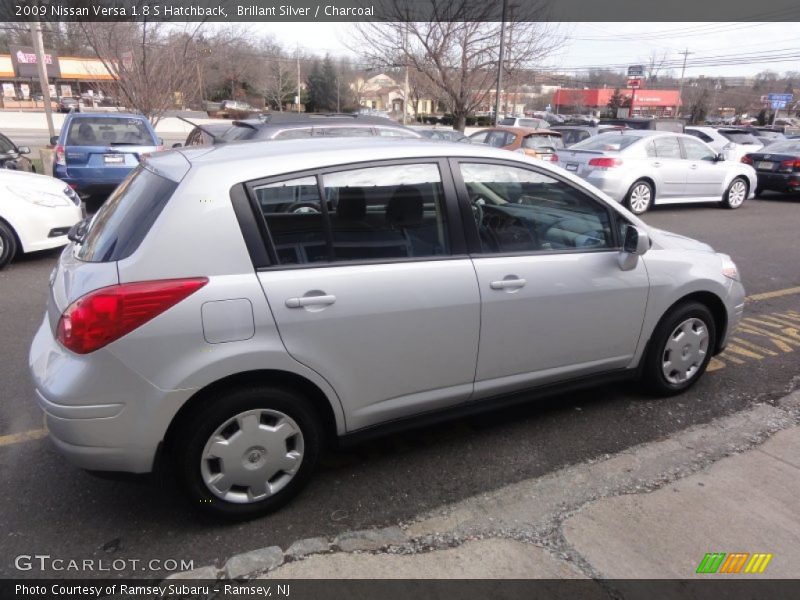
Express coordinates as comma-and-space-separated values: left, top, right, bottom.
690, 164, 698, 169
285, 294, 336, 308
490, 278, 527, 290
652, 162, 661, 167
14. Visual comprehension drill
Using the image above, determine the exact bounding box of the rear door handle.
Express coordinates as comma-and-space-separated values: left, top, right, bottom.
490, 278, 527, 290
690, 164, 698, 169
652, 162, 661, 167
285, 294, 336, 308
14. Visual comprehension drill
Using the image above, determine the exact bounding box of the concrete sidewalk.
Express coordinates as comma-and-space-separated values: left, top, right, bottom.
170, 390, 800, 581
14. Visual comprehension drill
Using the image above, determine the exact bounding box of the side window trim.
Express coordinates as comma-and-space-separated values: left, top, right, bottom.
243, 158, 467, 270
448, 157, 622, 256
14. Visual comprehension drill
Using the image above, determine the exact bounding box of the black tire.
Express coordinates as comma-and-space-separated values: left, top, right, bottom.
625, 180, 654, 215
722, 177, 748, 209
173, 385, 322, 520
640, 301, 717, 397
0, 220, 18, 270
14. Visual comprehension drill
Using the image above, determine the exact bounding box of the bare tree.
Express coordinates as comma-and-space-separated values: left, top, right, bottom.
353, 2, 562, 131
645, 49, 669, 83
261, 49, 296, 111
79, 21, 206, 124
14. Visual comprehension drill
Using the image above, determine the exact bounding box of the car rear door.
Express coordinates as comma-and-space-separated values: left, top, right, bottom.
648, 136, 687, 198
250, 159, 481, 431
63, 117, 156, 184
452, 159, 649, 399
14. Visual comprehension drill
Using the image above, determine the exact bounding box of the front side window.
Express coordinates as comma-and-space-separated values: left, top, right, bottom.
681, 137, 716, 161
460, 162, 613, 254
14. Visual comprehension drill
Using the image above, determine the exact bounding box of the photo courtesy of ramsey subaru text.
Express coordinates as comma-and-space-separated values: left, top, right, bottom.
30, 139, 745, 519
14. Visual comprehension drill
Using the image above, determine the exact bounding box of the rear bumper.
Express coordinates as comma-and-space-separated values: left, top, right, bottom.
583, 171, 629, 202
756, 172, 800, 191
29, 317, 194, 473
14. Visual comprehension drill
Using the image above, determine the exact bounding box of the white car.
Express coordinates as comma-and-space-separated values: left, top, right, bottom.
685, 126, 763, 162
0, 169, 83, 268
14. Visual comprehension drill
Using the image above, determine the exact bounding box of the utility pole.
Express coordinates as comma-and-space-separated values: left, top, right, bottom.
493, 0, 508, 125
29, 21, 54, 139
402, 23, 409, 125
677, 48, 694, 117
296, 45, 301, 113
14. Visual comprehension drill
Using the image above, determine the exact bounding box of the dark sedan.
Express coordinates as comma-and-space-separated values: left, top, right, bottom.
742, 140, 800, 195
0, 131, 34, 172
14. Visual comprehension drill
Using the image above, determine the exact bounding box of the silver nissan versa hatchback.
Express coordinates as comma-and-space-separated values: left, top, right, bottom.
30, 139, 745, 518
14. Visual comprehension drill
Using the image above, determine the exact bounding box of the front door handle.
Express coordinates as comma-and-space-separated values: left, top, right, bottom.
490, 278, 527, 290
652, 161, 661, 167
285, 294, 337, 308
690, 164, 698, 169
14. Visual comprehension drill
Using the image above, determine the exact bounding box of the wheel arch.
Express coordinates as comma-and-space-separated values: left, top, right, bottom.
646, 291, 729, 358
0, 215, 22, 255
162, 369, 341, 454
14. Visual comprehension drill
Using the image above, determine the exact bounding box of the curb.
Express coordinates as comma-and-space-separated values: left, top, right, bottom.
165, 389, 800, 582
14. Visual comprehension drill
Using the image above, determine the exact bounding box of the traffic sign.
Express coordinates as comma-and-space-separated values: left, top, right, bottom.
768, 93, 793, 102
627, 65, 644, 77
627, 78, 642, 89
771, 100, 787, 109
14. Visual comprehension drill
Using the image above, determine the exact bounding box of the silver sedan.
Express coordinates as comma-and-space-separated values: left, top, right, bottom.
557, 130, 758, 214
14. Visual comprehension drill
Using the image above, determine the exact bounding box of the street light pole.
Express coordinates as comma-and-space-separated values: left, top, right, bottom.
677, 48, 693, 117
493, 0, 508, 125
29, 21, 55, 139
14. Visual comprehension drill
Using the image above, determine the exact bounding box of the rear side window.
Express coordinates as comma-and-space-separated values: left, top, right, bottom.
76, 167, 177, 262
274, 128, 313, 139
250, 163, 449, 265
314, 127, 374, 137
221, 126, 258, 141
66, 117, 155, 146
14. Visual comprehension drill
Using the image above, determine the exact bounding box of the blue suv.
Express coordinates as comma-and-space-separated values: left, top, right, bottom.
51, 113, 161, 199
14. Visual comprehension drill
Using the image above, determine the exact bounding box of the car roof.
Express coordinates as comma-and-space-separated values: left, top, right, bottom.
162, 138, 537, 183
480, 126, 561, 136
66, 112, 146, 120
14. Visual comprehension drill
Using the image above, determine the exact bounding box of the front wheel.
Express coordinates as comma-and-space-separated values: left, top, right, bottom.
625, 180, 653, 215
722, 177, 748, 209
640, 301, 717, 396
173, 385, 322, 519
0, 221, 18, 270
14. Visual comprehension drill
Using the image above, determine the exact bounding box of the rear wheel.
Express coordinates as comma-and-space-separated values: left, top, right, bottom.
722, 177, 748, 209
0, 221, 18, 270
173, 385, 322, 519
641, 301, 717, 396
625, 180, 653, 215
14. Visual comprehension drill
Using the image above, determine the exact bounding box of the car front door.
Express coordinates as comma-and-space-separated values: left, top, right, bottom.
453, 160, 649, 399
648, 136, 687, 198
251, 160, 481, 431
680, 136, 728, 198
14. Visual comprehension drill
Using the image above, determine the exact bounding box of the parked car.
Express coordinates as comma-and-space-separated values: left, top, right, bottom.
469, 126, 563, 161
0, 131, 35, 172
219, 113, 421, 142
600, 118, 684, 133
497, 116, 549, 129
742, 139, 800, 195
745, 127, 786, 147
57, 97, 80, 113
175, 123, 235, 148
51, 113, 162, 200
684, 126, 763, 162
550, 125, 607, 147
557, 130, 757, 214
412, 127, 471, 143
29, 138, 745, 517
0, 169, 83, 269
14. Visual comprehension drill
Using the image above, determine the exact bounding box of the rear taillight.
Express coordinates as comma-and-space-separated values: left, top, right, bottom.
588, 157, 623, 168
549, 153, 559, 162
741, 155, 753, 165
56, 278, 208, 354
779, 159, 800, 171
55, 145, 66, 166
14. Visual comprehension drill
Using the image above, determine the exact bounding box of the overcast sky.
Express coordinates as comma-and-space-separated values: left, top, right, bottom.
251, 22, 799, 78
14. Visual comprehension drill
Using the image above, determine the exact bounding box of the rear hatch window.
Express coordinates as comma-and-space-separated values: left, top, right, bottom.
66, 117, 156, 146
522, 135, 564, 150
720, 130, 760, 145
76, 166, 177, 262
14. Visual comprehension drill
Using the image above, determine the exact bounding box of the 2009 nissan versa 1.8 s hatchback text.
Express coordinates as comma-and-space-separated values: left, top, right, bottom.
30, 139, 745, 519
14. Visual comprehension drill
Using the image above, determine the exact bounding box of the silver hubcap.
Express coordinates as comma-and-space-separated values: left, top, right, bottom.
0, 235, 4, 256
629, 184, 651, 213
728, 180, 746, 207
201, 409, 304, 504
662, 317, 710, 385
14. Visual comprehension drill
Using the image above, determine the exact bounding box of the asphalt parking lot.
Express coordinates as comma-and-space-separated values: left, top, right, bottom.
1, 193, 798, 578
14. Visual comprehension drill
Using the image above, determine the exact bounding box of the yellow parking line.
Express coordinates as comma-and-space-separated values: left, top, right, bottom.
747, 286, 800, 302
0, 428, 47, 447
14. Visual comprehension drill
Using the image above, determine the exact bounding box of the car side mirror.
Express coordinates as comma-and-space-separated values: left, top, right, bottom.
67, 216, 91, 244
49, 136, 59, 146
714, 153, 725, 162
17, 146, 31, 155
618, 224, 650, 271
